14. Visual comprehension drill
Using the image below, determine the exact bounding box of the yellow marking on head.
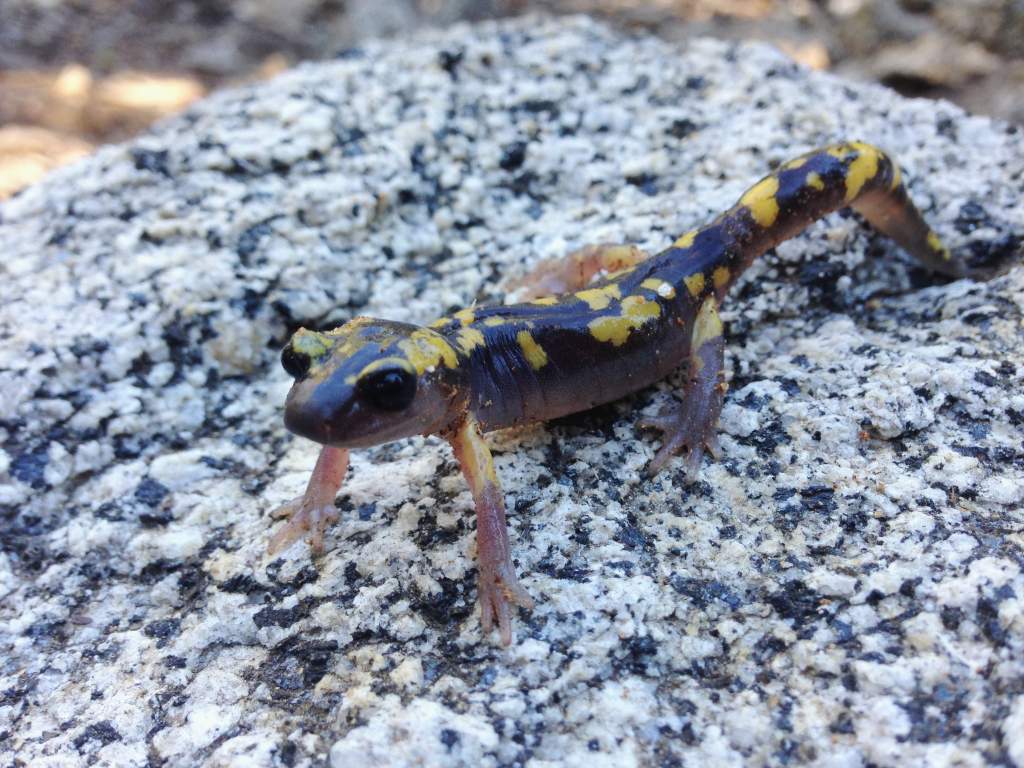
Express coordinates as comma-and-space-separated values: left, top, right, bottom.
844, 142, 880, 202
454, 308, 476, 325
291, 328, 331, 360
674, 230, 698, 249
806, 172, 825, 191
324, 316, 372, 337
516, 330, 548, 370
429, 316, 453, 329
530, 296, 559, 306
712, 266, 731, 291
588, 294, 661, 347
455, 326, 486, 355
684, 272, 705, 297
927, 230, 952, 260
398, 329, 458, 374
356, 356, 416, 381
575, 283, 622, 310
321, 317, 379, 363
641, 278, 676, 299
483, 316, 506, 327
740, 175, 780, 227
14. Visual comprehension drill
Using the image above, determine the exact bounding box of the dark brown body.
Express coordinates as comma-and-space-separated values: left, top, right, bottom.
432, 142, 965, 433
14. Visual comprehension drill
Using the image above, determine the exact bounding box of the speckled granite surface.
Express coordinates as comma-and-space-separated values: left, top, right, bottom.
1, 16, 1023, 768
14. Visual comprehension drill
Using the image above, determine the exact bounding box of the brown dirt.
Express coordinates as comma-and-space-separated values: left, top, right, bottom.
2, 0, 1021, 199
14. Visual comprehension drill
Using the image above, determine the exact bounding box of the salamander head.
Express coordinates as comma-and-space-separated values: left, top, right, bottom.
279, 317, 465, 448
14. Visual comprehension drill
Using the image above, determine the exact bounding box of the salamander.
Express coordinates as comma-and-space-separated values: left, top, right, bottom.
270, 142, 972, 644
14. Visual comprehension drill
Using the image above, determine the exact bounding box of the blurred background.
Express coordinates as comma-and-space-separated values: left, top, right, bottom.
2, 0, 1022, 199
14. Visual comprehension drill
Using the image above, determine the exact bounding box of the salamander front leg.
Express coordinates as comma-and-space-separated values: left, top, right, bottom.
640, 297, 727, 481
268, 445, 349, 555
448, 415, 534, 645
507, 243, 649, 299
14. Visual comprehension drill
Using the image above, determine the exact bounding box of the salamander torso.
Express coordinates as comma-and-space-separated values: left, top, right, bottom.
271, 142, 971, 644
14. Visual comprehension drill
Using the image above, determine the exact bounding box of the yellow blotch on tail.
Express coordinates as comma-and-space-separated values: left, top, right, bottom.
674, 230, 698, 249
516, 330, 548, 370
740, 175, 780, 227
576, 283, 622, 310
844, 142, 880, 202
588, 294, 661, 347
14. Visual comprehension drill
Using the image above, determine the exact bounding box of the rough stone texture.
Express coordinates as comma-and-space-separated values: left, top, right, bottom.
1, 16, 1023, 768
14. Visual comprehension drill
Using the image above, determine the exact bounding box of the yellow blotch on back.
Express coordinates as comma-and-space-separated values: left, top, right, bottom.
641, 278, 676, 299
844, 142, 880, 201
453, 307, 476, 325
806, 172, 825, 191
398, 329, 458, 374
740, 175, 780, 227
674, 230, 698, 249
783, 156, 808, 170
516, 330, 548, 370
684, 272, 705, 297
483, 316, 506, 327
455, 326, 486, 354
530, 296, 559, 306
576, 283, 622, 310
588, 294, 661, 347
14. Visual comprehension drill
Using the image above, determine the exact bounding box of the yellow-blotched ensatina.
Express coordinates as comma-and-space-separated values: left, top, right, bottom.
270, 142, 972, 644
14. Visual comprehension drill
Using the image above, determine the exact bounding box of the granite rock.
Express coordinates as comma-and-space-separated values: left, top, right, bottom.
2, 16, 1023, 768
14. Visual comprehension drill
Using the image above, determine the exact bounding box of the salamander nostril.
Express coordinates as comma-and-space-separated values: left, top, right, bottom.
281, 344, 311, 380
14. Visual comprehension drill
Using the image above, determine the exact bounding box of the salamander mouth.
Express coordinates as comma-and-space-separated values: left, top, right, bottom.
283, 377, 359, 446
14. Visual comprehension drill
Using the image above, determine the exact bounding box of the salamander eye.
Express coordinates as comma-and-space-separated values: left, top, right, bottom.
357, 366, 417, 411
281, 345, 311, 380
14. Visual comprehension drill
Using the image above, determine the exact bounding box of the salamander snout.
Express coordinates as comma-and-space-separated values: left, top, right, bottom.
279, 319, 464, 449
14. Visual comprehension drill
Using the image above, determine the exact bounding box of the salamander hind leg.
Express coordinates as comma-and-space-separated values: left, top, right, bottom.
448, 415, 534, 645
640, 297, 726, 481
506, 243, 649, 300
268, 446, 349, 555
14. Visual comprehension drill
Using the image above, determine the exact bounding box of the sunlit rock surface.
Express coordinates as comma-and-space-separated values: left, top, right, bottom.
1, 16, 1022, 767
